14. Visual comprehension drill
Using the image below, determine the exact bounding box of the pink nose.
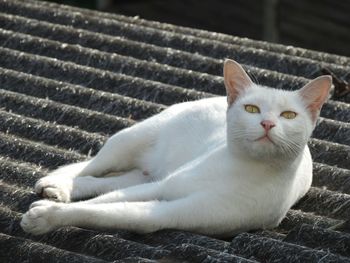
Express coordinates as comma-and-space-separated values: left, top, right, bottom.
260, 120, 275, 131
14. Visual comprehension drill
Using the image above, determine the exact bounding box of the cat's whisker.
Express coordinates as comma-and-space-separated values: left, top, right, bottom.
273, 133, 302, 157
283, 139, 303, 153
247, 69, 260, 85
283, 144, 299, 156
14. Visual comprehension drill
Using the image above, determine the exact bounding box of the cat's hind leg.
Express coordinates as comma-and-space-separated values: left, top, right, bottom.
67, 169, 152, 201
77, 180, 162, 204
35, 167, 153, 202
35, 117, 160, 202
35, 160, 91, 202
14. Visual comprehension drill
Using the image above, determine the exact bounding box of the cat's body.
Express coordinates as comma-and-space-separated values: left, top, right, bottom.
21, 60, 331, 237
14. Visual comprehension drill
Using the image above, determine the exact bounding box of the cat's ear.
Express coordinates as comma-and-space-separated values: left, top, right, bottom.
224, 59, 254, 106
298, 75, 332, 122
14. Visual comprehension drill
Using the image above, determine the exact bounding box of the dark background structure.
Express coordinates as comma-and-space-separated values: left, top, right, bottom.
0, 0, 350, 262
43, 0, 350, 57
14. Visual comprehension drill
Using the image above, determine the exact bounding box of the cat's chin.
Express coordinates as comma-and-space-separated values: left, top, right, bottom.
245, 134, 277, 147
233, 137, 294, 162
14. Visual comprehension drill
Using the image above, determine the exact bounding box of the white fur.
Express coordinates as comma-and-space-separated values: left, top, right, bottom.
21, 60, 331, 237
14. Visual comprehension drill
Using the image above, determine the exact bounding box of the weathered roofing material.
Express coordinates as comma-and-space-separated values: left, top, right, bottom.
0, 0, 349, 262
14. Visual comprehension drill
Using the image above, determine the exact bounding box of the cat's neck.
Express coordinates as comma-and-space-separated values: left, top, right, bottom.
226, 141, 303, 172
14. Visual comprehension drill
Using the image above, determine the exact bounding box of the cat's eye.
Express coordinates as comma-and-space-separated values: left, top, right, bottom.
244, 104, 260, 113
281, 111, 297, 119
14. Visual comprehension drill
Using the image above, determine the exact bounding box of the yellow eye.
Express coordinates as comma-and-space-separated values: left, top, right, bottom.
244, 104, 260, 113
281, 111, 297, 119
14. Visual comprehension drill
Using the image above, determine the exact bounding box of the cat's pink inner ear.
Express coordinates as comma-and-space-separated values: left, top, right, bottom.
298, 75, 332, 122
224, 59, 253, 106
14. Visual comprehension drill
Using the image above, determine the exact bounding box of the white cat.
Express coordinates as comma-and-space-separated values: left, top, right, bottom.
21, 59, 331, 237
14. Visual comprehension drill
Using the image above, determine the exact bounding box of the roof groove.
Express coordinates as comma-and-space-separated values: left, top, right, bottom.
0, 232, 110, 263
0, 89, 134, 135
2, 28, 350, 112
2, 0, 350, 82
231, 232, 350, 262
0, 28, 225, 96
0, 46, 210, 106
284, 224, 350, 258
0, 181, 41, 213
22, 0, 350, 66
308, 138, 350, 169
0, 131, 84, 168
0, 12, 223, 76
294, 187, 350, 220
0, 109, 106, 155
0, 14, 349, 106
278, 209, 342, 232
313, 118, 350, 145
0, 43, 349, 121
0, 12, 337, 95
313, 162, 350, 194
0, 66, 165, 121
0, 156, 47, 187
0, 207, 172, 261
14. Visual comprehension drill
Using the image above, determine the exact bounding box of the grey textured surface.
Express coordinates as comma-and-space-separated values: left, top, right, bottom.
0, 0, 350, 262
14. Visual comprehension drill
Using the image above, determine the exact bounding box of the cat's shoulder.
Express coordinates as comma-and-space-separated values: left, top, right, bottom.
164, 97, 227, 122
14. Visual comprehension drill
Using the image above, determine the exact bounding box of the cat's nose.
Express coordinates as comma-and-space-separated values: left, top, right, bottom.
260, 120, 276, 131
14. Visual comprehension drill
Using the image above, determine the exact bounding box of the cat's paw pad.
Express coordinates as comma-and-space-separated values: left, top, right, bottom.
21, 201, 62, 235
35, 177, 72, 202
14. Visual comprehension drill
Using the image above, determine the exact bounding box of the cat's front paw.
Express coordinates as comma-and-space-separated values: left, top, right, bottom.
21, 200, 62, 235
35, 176, 72, 202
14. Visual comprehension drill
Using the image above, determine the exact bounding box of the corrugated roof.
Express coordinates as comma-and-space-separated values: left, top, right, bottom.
0, 0, 349, 262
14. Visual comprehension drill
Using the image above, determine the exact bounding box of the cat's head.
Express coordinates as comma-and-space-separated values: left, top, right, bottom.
224, 59, 332, 161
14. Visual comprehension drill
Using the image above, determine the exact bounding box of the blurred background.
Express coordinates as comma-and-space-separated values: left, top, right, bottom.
42, 0, 350, 57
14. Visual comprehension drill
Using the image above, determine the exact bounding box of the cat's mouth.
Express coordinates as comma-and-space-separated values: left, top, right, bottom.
254, 134, 275, 144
